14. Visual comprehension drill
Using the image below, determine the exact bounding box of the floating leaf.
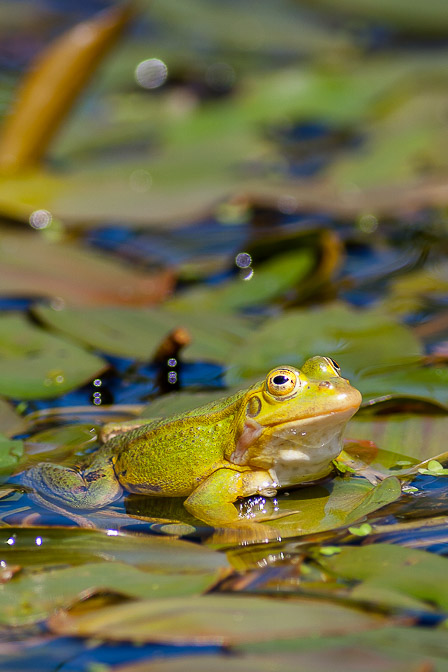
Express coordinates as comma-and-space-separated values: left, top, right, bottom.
234, 476, 401, 540
296, 0, 448, 35
0, 561, 219, 626
116, 628, 446, 672
166, 248, 315, 313
0, 527, 227, 573
33, 304, 254, 363
316, 543, 448, 612
0, 230, 175, 307
22, 423, 99, 470
234, 627, 448, 672
347, 413, 448, 464
48, 593, 385, 644
140, 390, 233, 420
0, 313, 106, 399
0, 397, 25, 437
226, 304, 422, 385
225, 304, 448, 408
418, 460, 448, 476
0, 434, 24, 483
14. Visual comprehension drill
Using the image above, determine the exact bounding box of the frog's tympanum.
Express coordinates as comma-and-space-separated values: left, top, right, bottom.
24, 357, 361, 525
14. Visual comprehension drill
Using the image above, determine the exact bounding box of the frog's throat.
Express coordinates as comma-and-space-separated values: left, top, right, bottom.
230, 406, 358, 467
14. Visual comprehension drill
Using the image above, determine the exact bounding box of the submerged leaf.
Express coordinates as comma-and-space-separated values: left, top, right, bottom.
0, 313, 106, 400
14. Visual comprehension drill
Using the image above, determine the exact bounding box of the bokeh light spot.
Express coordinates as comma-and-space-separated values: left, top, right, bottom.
29, 209, 52, 229
236, 252, 251, 268
135, 58, 168, 89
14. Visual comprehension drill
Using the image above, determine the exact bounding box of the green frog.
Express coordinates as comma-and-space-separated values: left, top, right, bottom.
23, 356, 361, 526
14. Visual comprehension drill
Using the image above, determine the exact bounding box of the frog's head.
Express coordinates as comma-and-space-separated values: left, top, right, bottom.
228, 356, 362, 486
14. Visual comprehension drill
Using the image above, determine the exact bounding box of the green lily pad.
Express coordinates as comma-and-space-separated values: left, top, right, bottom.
0, 313, 106, 400
47, 593, 386, 644
22, 423, 99, 470
225, 304, 448, 408
33, 304, 254, 363
296, 0, 448, 34
226, 304, 422, 383
0, 561, 219, 627
316, 543, 448, 612
0, 526, 227, 573
115, 630, 441, 672
347, 413, 448, 464
0, 434, 24, 483
166, 248, 315, 313
235, 627, 448, 672
256, 476, 401, 539
0, 397, 25, 437
140, 390, 237, 420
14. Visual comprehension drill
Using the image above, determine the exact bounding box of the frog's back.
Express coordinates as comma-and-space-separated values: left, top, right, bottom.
109, 389, 247, 497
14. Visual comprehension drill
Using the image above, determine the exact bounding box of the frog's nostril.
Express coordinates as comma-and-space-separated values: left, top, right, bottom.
319, 381, 333, 389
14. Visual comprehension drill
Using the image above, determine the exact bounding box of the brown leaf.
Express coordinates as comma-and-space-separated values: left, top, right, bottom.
0, 230, 175, 306
0, 3, 135, 171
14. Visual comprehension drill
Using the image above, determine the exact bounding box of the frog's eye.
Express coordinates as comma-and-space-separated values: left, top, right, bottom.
266, 368, 299, 397
324, 357, 341, 376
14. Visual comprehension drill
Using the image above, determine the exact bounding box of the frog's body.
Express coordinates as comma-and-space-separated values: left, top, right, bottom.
24, 357, 361, 525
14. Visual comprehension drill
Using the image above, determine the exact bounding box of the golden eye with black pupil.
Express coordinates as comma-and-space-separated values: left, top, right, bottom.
324, 357, 341, 375
267, 368, 298, 396
246, 397, 261, 417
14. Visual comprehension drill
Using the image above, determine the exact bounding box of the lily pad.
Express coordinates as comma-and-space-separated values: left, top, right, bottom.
166, 248, 315, 313
235, 627, 448, 672
0, 434, 24, 483
316, 543, 448, 612
0, 313, 106, 399
140, 389, 238, 420
226, 304, 422, 383
347, 414, 448, 464
33, 304, 254, 363
22, 423, 99, 470
0, 229, 174, 307
47, 593, 386, 645
254, 476, 401, 539
225, 304, 448, 408
0, 397, 26, 437
0, 526, 227, 573
0, 561, 220, 626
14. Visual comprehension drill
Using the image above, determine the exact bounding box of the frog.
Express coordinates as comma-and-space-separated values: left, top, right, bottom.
23, 356, 361, 526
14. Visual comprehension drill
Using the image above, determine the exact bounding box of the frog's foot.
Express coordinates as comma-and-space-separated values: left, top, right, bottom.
22, 461, 122, 511
184, 467, 277, 527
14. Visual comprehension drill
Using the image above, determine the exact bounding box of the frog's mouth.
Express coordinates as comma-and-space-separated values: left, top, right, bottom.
230, 405, 358, 468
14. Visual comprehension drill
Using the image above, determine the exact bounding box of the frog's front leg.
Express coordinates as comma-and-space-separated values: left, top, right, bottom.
184, 467, 278, 525
23, 451, 122, 511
